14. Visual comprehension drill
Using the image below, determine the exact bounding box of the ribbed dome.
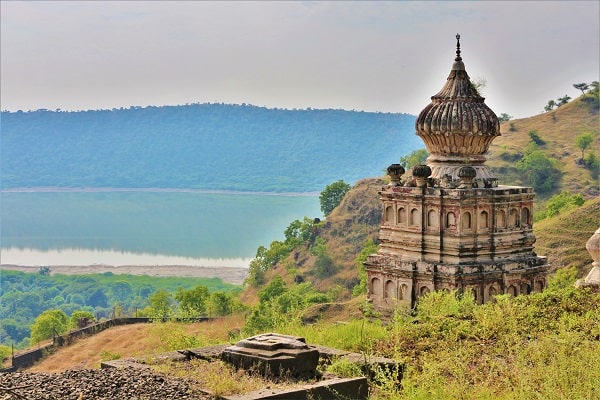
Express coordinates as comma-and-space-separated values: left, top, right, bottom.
416, 35, 500, 157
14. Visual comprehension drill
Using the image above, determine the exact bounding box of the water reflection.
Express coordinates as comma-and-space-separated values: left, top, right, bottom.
0, 247, 251, 268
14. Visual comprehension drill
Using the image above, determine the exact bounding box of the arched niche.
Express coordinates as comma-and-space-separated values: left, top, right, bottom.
371, 277, 382, 296
384, 280, 396, 299
497, 210, 506, 229
384, 205, 394, 225
410, 208, 420, 226
397, 207, 407, 224
428, 209, 439, 228
479, 210, 489, 229
508, 208, 519, 227
461, 211, 472, 230
446, 212, 456, 229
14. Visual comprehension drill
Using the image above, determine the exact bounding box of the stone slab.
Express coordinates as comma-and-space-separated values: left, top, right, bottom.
222, 376, 368, 400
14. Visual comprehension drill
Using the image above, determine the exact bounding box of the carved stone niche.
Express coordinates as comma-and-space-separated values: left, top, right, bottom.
220, 333, 320, 378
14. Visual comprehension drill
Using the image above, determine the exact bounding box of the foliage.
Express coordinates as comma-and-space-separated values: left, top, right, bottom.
0, 345, 11, 363
537, 191, 585, 220
0, 269, 237, 347
245, 217, 319, 287
175, 285, 209, 317
30, 309, 69, 343
547, 266, 579, 290
515, 150, 561, 193
319, 180, 351, 216
352, 238, 379, 296
573, 82, 589, 95
498, 113, 512, 122
544, 99, 556, 112
69, 310, 95, 329
147, 290, 174, 321
399, 148, 429, 170
528, 130, 545, 145
0, 105, 419, 192
557, 94, 571, 106
584, 151, 600, 178
575, 132, 594, 159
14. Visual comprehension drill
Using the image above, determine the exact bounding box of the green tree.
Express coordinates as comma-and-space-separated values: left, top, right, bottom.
352, 239, 379, 296
258, 275, 287, 303
544, 99, 556, 112
148, 289, 174, 321
573, 83, 589, 95
175, 285, 209, 317
400, 148, 429, 170
557, 95, 571, 106
207, 292, 233, 316
498, 113, 513, 122
515, 150, 561, 193
528, 130, 545, 146
575, 132, 594, 160
69, 310, 95, 329
0, 345, 11, 363
319, 180, 351, 216
30, 309, 69, 343
539, 191, 585, 220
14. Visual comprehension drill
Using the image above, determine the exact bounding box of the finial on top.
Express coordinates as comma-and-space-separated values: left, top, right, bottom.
455, 33, 462, 61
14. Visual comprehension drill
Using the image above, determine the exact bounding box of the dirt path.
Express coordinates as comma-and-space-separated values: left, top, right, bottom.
0, 264, 248, 285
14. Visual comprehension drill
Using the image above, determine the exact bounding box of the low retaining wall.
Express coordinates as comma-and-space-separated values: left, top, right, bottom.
1, 317, 155, 372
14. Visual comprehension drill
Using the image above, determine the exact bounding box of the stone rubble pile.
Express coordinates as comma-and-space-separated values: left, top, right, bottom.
0, 367, 212, 400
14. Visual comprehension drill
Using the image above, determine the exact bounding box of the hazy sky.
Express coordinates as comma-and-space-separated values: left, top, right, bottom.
1, 1, 598, 118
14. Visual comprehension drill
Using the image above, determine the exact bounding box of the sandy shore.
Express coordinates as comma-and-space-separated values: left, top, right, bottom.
0, 264, 248, 286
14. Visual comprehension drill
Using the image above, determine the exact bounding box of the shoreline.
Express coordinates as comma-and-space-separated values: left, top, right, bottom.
0, 264, 248, 286
0, 187, 320, 197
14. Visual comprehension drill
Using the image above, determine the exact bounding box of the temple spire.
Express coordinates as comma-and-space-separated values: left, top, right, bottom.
455, 33, 462, 61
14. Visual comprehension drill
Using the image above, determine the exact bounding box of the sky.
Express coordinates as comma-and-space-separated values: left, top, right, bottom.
1, 1, 598, 118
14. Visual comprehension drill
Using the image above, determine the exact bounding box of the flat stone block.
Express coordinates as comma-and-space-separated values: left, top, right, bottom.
221, 333, 320, 378
222, 376, 368, 400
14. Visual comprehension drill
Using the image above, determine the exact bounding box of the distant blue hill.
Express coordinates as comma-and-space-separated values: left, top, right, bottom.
0, 104, 419, 192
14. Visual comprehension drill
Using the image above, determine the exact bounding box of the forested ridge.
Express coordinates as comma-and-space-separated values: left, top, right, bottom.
0, 104, 418, 192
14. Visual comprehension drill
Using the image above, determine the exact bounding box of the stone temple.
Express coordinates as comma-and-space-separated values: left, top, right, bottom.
365, 35, 550, 309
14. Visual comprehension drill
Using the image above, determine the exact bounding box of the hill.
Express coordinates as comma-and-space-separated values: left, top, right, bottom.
488, 95, 599, 200
0, 104, 418, 192
242, 176, 599, 304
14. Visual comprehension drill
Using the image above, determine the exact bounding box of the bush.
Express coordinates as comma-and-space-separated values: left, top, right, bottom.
515, 150, 561, 193
319, 180, 351, 216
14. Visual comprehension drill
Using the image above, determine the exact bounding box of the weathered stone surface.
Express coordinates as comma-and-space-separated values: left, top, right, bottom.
221, 333, 320, 378
222, 376, 368, 400
366, 35, 550, 310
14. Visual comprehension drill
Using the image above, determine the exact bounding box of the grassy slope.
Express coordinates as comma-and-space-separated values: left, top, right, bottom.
488, 95, 599, 199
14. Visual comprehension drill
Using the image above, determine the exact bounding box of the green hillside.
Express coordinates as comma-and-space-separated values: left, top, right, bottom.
0, 104, 418, 192
489, 94, 599, 200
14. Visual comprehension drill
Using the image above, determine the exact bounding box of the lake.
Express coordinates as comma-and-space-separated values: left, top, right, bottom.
0, 189, 322, 268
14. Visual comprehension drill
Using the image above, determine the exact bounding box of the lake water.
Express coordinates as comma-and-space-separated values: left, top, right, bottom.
0, 190, 322, 268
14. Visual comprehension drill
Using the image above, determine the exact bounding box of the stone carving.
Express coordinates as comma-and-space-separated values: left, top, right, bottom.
220, 333, 320, 378
365, 34, 550, 310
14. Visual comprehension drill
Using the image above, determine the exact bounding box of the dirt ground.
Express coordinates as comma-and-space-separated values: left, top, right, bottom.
0, 264, 248, 285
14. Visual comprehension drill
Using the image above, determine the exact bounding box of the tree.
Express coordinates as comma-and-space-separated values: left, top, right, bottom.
175, 285, 209, 317
400, 148, 429, 170
30, 309, 69, 343
557, 95, 571, 107
148, 289, 174, 321
498, 113, 513, 122
573, 83, 589, 95
575, 132, 594, 160
544, 100, 556, 112
319, 180, 351, 216
516, 150, 561, 193
69, 310, 95, 329
207, 292, 233, 316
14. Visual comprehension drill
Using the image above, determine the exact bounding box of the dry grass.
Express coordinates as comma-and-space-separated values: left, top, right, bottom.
534, 197, 600, 276
29, 315, 245, 373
